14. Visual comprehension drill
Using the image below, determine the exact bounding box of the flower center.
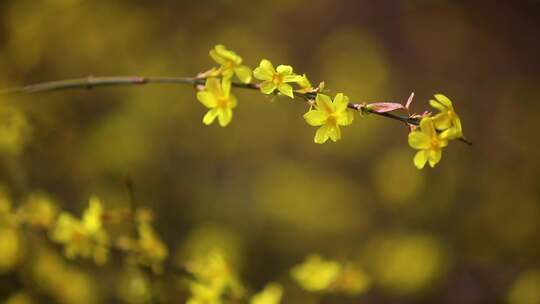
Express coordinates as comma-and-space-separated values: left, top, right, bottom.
217, 97, 230, 109
272, 74, 283, 85
326, 114, 337, 125
430, 136, 441, 149
224, 60, 235, 69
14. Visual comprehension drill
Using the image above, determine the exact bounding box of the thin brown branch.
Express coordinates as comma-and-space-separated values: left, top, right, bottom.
0, 75, 471, 145
0, 76, 199, 94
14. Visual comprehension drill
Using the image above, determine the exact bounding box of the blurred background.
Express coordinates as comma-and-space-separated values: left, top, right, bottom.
0, 0, 539, 303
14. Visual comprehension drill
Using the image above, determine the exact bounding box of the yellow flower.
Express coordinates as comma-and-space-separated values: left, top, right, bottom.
430, 94, 463, 140
291, 254, 342, 292
136, 222, 168, 273
250, 283, 283, 304
209, 44, 252, 83
19, 193, 58, 229
253, 59, 303, 98
303, 93, 354, 143
408, 118, 448, 169
82, 196, 106, 234
0, 227, 22, 273
0, 104, 30, 156
197, 77, 237, 127
294, 74, 313, 94
50, 196, 108, 265
186, 250, 244, 303
331, 264, 371, 295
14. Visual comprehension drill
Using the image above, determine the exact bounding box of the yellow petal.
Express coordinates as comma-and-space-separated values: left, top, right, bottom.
218, 108, 233, 127
429, 99, 447, 112
221, 68, 234, 79
440, 137, 448, 147
337, 110, 354, 126
428, 149, 442, 167
197, 92, 217, 108
454, 116, 462, 133
419, 117, 436, 138
303, 110, 326, 126
234, 65, 252, 83
251, 283, 283, 304
328, 125, 341, 142
333, 93, 349, 112
260, 81, 277, 94
434, 94, 453, 109
277, 83, 294, 98
229, 94, 238, 108
83, 196, 103, 233
408, 131, 431, 149
283, 74, 303, 83
276, 65, 293, 75
413, 150, 428, 169
209, 49, 227, 65
314, 125, 331, 144
440, 127, 461, 140
260, 59, 275, 71
296, 74, 311, 88
315, 94, 334, 113
253, 59, 275, 80
221, 78, 232, 98
432, 113, 452, 130
215, 44, 241, 64
205, 78, 222, 96
202, 109, 219, 125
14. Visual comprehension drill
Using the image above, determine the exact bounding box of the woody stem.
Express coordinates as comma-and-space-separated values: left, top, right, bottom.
0, 75, 471, 145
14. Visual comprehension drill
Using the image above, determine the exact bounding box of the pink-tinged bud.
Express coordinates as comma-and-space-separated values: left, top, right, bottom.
405, 92, 415, 109
367, 102, 405, 113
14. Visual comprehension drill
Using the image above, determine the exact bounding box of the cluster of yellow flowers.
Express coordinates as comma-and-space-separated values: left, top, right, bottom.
51, 196, 109, 265
0, 187, 169, 275
1, 186, 388, 303
50, 197, 168, 271
0, 191, 60, 273
408, 94, 464, 169
196, 45, 466, 169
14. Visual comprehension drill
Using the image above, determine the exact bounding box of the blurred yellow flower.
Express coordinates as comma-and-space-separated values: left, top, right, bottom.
50, 196, 108, 265
136, 222, 168, 273
117, 268, 152, 304
0, 226, 22, 273
408, 117, 448, 169
290, 254, 341, 292
186, 250, 244, 304
209, 44, 252, 83
303, 93, 354, 143
331, 264, 371, 295
0, 103, 31, 155
430, 94, 463, 140
197, 77, 237, 127
253, 59, 302, 98
507, 270, 540, 304
366, 234, 445, 294
250, 283, 283, 304
20, 192, 58, 229
32, 249, 98, 304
